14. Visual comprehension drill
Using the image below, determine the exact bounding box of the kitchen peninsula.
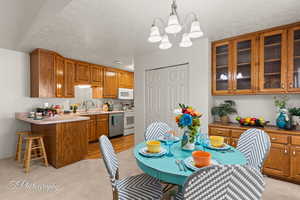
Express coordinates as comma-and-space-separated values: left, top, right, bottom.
16, 113, 90, 168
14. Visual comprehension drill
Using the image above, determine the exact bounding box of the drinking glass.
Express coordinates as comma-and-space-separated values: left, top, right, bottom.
165, 134, 176, 157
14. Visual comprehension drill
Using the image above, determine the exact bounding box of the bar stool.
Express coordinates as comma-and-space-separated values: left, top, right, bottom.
15, 131, 31, 162
24, 135, 48, 173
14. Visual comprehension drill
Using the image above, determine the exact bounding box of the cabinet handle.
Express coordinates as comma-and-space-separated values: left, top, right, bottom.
293, 150, 296, 156
281, 83, 285, 89
271, 137, 277, 141
284, 149, 288, 154
289, 82, 293, 88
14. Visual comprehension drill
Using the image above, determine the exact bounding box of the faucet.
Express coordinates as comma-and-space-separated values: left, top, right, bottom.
81, 100, 95, 112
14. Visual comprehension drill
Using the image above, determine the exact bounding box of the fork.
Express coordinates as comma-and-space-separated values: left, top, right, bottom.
175, 160, 183, 171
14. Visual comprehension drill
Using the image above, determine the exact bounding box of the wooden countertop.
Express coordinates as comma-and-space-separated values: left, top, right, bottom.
209, 122, 300, 135
16, 112, 90, 125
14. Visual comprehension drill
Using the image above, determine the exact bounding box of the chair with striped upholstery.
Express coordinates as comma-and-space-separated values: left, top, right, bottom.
237, 128, 271, 171
144, 122, 171, 141
175, 165, 265, 200
99, 135, 163, 200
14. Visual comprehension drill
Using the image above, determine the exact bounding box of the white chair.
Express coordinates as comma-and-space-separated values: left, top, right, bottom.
175, 165, 265, 200
237, 128, 271, 171
99, 135, 163, 200
144, 122, 171, 141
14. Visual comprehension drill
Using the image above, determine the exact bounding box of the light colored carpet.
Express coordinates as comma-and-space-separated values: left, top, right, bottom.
0, 149, 299, 200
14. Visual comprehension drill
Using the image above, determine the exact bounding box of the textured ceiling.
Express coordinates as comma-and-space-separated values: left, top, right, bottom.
1, 0, 300, 71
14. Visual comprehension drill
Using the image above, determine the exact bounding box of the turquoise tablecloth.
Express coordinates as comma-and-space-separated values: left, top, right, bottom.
134, 142, 247, 186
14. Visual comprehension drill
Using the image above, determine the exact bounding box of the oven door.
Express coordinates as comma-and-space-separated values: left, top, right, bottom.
124, 113, 135, 129
118, 88, 134, 100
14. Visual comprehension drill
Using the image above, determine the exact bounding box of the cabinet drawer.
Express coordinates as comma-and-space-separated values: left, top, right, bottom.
209, 127, 230, 137
269, 133, 289, 144
291, 136, 300, 146
231, 129, 245, 138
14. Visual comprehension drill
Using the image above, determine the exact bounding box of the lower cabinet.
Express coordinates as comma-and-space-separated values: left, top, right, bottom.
209, 123, 300, 184
86, 114, 109, 142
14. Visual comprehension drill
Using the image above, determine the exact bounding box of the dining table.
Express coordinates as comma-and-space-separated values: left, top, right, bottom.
134, 140, 247, 186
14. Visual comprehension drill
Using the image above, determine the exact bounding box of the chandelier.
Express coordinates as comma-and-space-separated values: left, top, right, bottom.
148, 0, 204, 50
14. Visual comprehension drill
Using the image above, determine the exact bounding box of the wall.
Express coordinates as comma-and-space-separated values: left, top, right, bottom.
134, 38, 211, 143
213, 95, 300, 125
0, 48, 132, 159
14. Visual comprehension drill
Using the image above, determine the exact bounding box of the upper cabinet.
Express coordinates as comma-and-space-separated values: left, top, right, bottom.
119, 71, 134, 89
64, 59, 75, 98
233, 36, 257, 94
259, 30, 287, 93
75, 62, 90, 84
288, 25, 300, 93
212, 41, 232, 95
103, 68, 119, 98
212, 22, 300, 96
30, 49, 56, 98
90, 65, 103, 87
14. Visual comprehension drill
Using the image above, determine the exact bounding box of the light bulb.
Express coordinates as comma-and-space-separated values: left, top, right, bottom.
148, 26, 162, 43
179, 33, 192, 48
165, 14, 182, 34
189, 20, 204, 38
159, 35, 172, 50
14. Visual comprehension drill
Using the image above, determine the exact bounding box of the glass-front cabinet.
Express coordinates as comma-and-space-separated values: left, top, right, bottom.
288, 26, 300, 92
232, 36, 257, 94
212, 41, 232, 95
259, 30, 287, 93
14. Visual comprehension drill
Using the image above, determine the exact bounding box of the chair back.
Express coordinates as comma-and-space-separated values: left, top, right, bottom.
181, 165, 265, 200
237, 128, 271, 170
99, 135, 119, 187
144, 122, 171, 141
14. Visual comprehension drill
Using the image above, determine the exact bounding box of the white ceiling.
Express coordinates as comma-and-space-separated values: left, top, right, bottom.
1, 0, 300, 71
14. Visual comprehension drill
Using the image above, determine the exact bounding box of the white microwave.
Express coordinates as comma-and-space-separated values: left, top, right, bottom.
118, 88, 134, 100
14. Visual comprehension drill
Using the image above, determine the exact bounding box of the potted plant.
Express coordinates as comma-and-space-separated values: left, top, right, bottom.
289, 107, 300, 130
211, 100, 237, 123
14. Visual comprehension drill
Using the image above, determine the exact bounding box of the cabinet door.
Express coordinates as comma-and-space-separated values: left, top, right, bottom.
103, 69, 118, 98
232, 36, 257, 94
96, 115, 109, 138
288, 26, 300, 92
64, 59, 75, 98
119, 71, 134, 89
90, 119, 96, 142
291, 146, 300, 181
212, 41, 233, 95
55, 55, 65, 98
263, 143, 290, 177
90, 65, 103, 86
259, 30, 287, 93
75, 62, 90, 84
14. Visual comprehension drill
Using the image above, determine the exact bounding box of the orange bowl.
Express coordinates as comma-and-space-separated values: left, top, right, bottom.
192, 151, 211, 168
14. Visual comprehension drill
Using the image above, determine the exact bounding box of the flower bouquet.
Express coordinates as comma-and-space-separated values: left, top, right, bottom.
175, 104, 202, 150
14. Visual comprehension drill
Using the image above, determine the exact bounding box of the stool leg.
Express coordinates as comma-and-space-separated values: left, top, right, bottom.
16, 135, 22, 162
39, 138, 48, 167
24, 139, 32, 173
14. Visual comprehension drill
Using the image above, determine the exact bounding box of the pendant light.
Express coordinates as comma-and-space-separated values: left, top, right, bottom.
159, 35, 172, 50
179, 33, 192, 47
148, 25, 162, 43
189, 20, 203, 38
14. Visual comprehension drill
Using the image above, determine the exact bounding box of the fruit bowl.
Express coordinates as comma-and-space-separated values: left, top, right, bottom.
235, 116, 269, 127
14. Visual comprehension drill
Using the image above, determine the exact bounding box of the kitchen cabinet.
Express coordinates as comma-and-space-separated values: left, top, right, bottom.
86, 114, 109, 142
103, 68, 119, 98
232, 35, 257, 94
64, 59, 75, 98
212, 41, 232, 95
211, 21, 300, 96
30, 49, 56, 98
209, 122, 300, 184
75, 62, 90, 84
258, 29, 287, 93
119, 71, 134, 89
55, 55, 65, 98
90, 65, 103, 87
288, 25, 300, 93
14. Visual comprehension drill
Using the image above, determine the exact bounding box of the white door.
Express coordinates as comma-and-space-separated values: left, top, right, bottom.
145, 64, 189, 132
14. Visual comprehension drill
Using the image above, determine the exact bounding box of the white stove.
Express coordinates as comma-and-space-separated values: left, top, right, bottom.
124, 110, 134, 136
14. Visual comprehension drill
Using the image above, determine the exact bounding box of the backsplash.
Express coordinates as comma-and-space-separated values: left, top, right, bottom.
212, 94, 300, 125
